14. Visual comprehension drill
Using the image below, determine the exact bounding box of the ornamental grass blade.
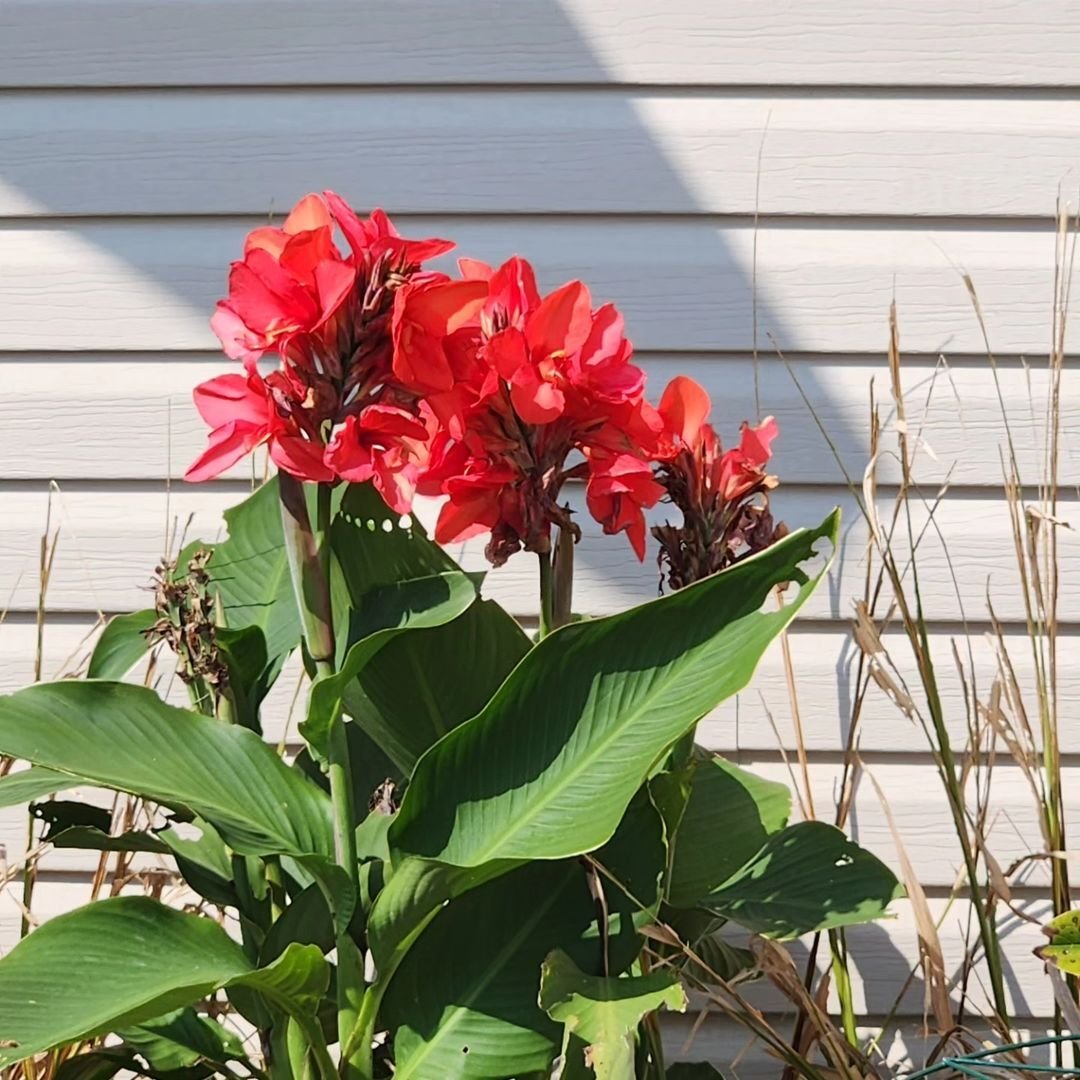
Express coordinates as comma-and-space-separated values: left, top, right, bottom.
539, 950, 687, 1080
0, 897, 326, 1067
0, 681, 333, 860
391, 511, 839, 868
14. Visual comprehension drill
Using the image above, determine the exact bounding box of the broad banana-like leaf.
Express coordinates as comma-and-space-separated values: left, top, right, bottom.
87, 609, 156, 680
0, 765, 82, 807
0, 897, 327, 1067
119, 1007, 247, 1072
539, 950, 686, 1080
704, 821, 902, 938
392, 512, 839, 868
302, 571, 476, 763
664, 754, 790, 908
0, 681, 333, 861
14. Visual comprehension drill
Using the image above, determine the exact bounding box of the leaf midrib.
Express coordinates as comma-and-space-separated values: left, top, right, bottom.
462, 593, 806, 868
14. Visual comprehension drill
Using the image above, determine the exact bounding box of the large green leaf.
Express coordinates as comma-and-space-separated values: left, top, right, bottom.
343, 597, 530, 775
302, 571, 476, 763
704, 821, 902, 938
87, 609, 157, 680
391, 512, 839, 868
186, 477, 299, 665
0, 897, 326, 1067
539, 950, 686, 1080
0, 765, 82, 807
383, 855, 648, 1080
119, 1008, 247, 1072
0, 681, 332, 861
665, 754, 791, 908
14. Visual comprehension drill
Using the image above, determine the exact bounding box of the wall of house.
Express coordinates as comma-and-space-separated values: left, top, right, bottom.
2, 1, 1079, 1071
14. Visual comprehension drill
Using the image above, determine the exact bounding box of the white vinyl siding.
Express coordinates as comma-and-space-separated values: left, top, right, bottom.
2, 2, 1079, 1072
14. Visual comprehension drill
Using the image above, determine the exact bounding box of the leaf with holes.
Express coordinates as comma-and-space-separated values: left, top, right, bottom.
1036, 908, 1080, 975
704, 821, 902, 939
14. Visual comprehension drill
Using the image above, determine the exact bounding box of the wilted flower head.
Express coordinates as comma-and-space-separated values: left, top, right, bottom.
652, 375, 786, 589
392, 256, 663, 565
186, 192, 451, 511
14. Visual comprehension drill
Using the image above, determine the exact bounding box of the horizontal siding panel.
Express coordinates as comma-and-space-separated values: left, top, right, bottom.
0, 220, 1070, 354
2, 91, 1078, 217
2, 355, 1070, 487
2, 1, 1078, 87
1, 484, 1077, 622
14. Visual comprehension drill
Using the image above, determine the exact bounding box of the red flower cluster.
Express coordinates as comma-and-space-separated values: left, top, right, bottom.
188, 193, 784, 573
186, 192, 451, 511
391, 256, 663, 564
652, 376, 785, 589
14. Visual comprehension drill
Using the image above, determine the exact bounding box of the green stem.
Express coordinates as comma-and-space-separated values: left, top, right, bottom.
279, 476, 365, 1078
537, 550, 554, 638
551, 522, 575, 630
344, 980, 387, 1079
828, 929, 858, 1047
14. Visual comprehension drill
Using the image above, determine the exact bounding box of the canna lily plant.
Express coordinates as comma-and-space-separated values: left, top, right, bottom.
0, 193, 900, 1080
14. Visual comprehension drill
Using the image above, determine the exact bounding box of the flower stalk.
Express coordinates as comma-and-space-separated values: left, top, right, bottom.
279, 474, 365, 1077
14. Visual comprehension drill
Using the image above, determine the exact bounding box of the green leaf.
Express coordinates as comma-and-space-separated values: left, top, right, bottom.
0, 765, 83, 807
665, 754, 791, 908
384, 858, 648, 1080
185, 477, 300, 666
0, 897, 325, 1067
46, 826, 171, 854
119, 1007, 246, 1072
260, 883, 334, 963
55, 1048, 140, 1080
157, 818, 238, 909
87, 609, 156, 680
539, 950, 686, 1080
392, 513, 839, 868
343, 597, 530, 775
1035, 908, 1080, 975
0, 681, 333, 861
295, 718, 403, 822
216, 624, 271, 732
332, 482, 461, 601
302, 571, 476, 764
704, 821, 902, 938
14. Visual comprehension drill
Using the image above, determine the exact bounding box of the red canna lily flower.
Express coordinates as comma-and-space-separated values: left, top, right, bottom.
324, 405, 429, 514
585, 451, 665, 561
189, 191, 453, 504
185, 368, 333, 484
651, 376, 785, 589
392, 255, 659, 565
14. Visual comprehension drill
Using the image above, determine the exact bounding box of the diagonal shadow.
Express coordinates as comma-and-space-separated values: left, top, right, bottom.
1, 5, 873, 783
